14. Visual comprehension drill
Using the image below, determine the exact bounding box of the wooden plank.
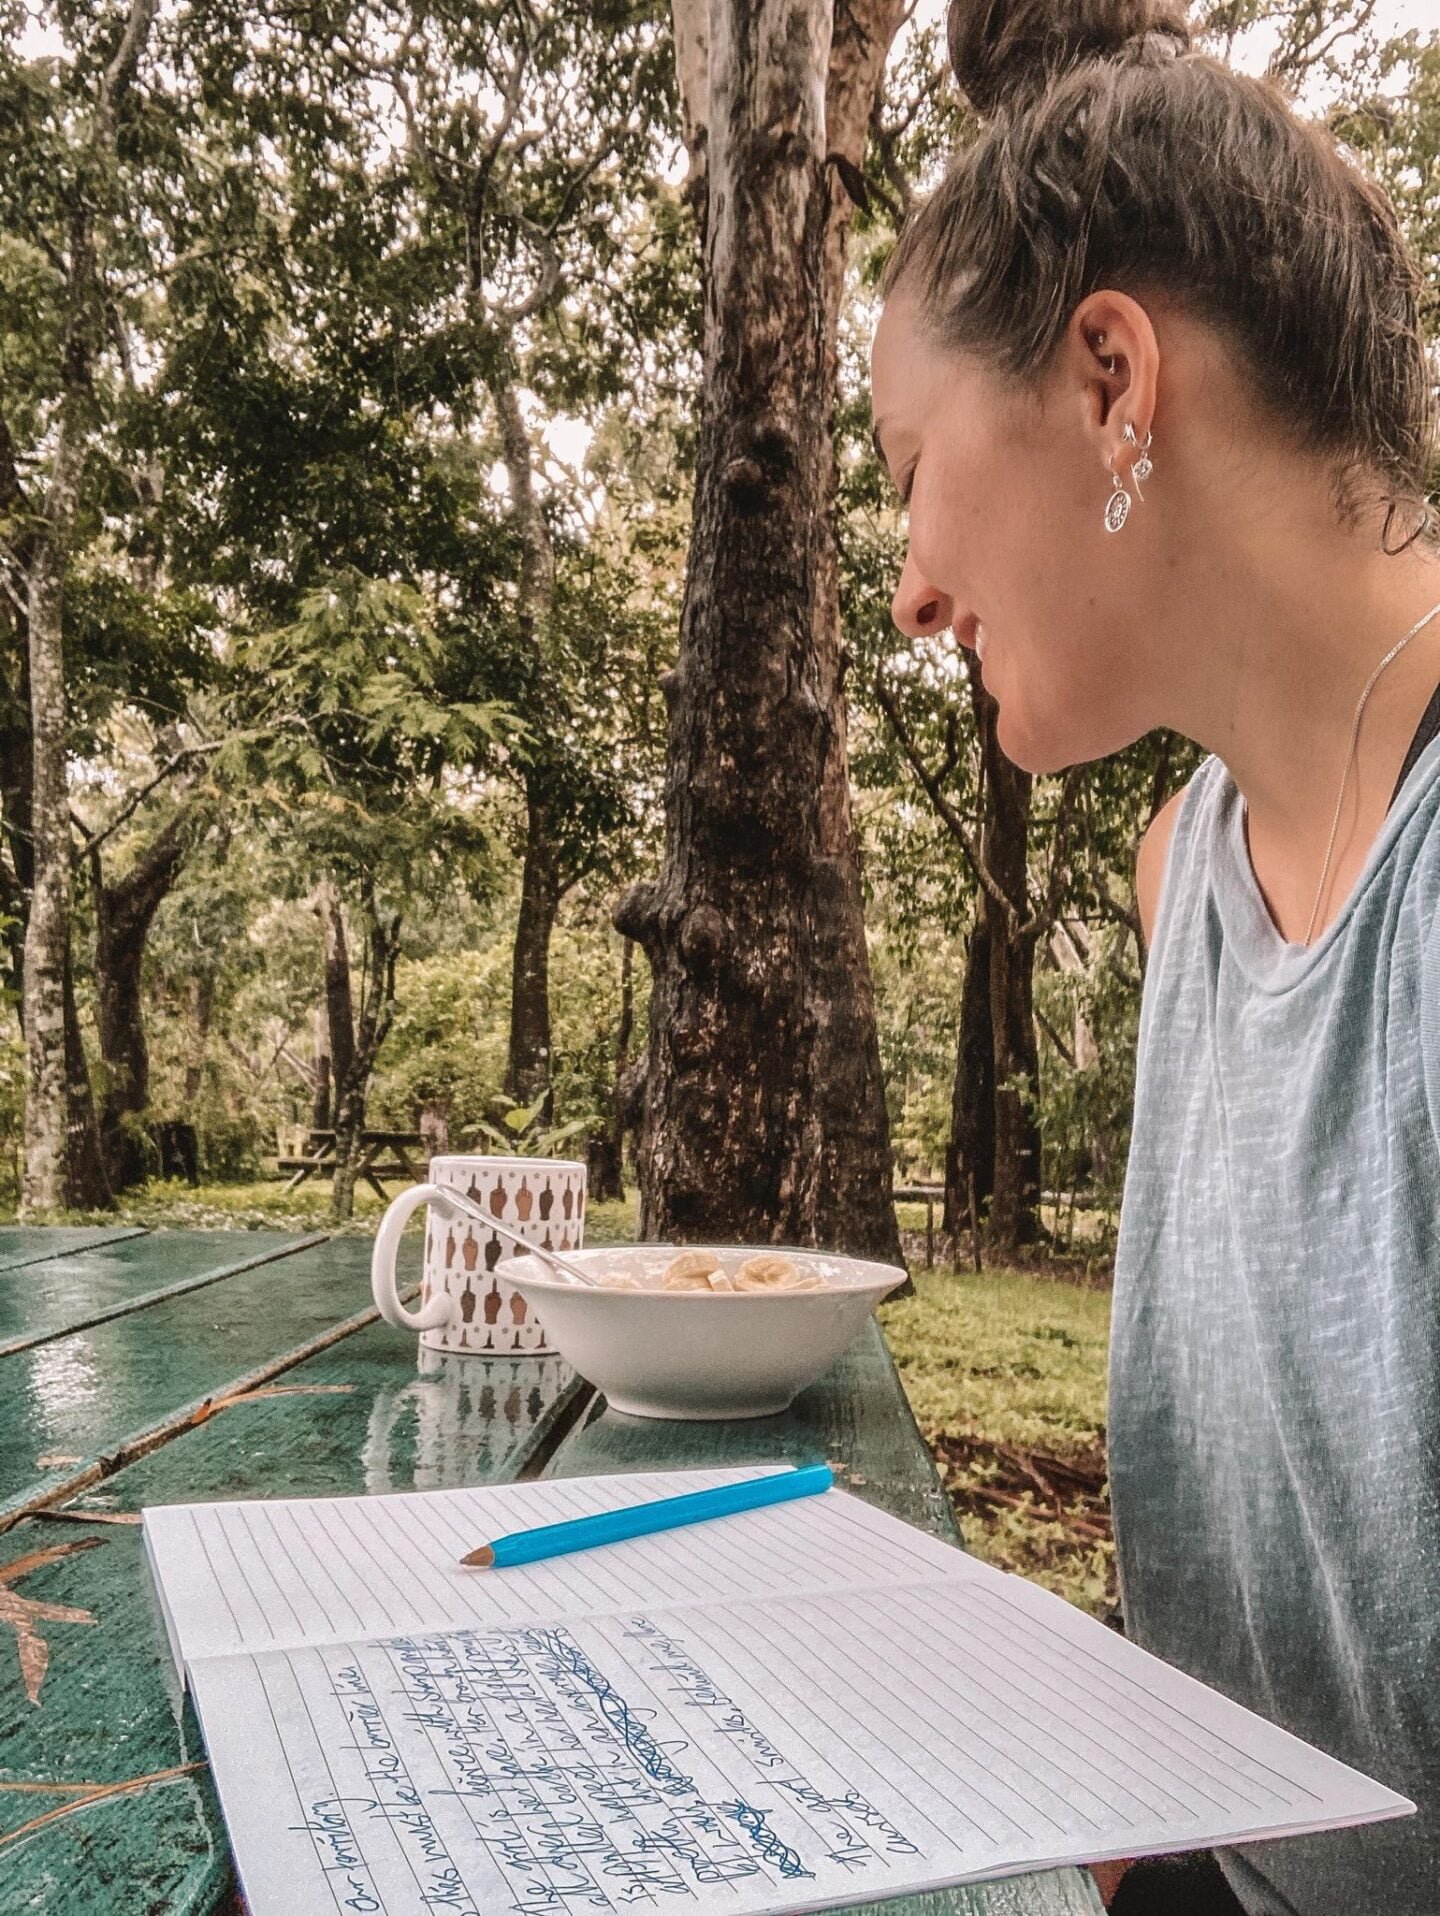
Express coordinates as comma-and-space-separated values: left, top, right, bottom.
0, 1323, 582, 1914
0, 1230, 323, 1358
0, 1226, 148, 1273
544, 1320, 1104, 1916
0, 1238, 406, 1531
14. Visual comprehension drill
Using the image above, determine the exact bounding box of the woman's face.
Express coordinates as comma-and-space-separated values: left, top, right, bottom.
869, 293, 1156, 775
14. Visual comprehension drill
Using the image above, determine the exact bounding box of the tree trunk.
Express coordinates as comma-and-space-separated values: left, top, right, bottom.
330, 1071, 365, 1223
621, 0, 901, 1262
93, 815, 187, 1191
62, 949, 110, 1209
184, 970, 214, 1107
944, 915, 994, 1244
18, 0, 157, 1216
0, 706, 31, 1018
588, 935, 635, 1204
504, 786, 561, 1113
316, 880, 355, 1107
970, 668, 1042, 1252
486, 366, 569, 1121
315, 880, 358, 1214
22, 528, 104, 1212
327, 889, 401, 1222
311, 1006, 332, 1131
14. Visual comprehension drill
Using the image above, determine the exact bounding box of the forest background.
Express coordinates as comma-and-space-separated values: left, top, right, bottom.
1, 0, 1437, 1261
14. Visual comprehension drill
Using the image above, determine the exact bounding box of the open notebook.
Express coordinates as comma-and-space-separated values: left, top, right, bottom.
143, 1467, 1412, 1916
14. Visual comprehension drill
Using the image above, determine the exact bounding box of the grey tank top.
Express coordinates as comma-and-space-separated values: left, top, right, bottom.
1110, 730, 1440, 1915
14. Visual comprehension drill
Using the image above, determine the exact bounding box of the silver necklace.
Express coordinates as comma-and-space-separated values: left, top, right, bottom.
1303, 597, 1440, 946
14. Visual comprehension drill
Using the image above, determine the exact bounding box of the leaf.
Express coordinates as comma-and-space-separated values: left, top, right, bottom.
32, 1510, 143, 1528
0, 1538, 106, 1586
35, 1454, 82, 1468
0, 1536, 105, 1706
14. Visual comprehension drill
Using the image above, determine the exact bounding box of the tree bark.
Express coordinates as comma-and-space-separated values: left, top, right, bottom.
325, 885, 401, 1222
504, 785, 561, 1113
484, 366, 573, 1120
315, 880, 356, 1111
311, 1006, 332, 1132
621, 0, 903, 1261
970, 669, 1042, 1252
62, 948, 110, 1209
184, 970, 214, 1108
92, 814, 188, 1191
944, 915, 994, 1244
588, 935, 635, 1203
23, 530, 98, 1211
0, 704, 31, 1018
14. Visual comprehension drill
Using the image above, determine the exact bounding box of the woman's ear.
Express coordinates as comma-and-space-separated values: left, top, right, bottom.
1066, 290, 1160, 480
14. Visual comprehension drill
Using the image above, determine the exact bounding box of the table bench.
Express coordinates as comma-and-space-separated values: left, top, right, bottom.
0, 1226, 1103, 1916
277, 1128, 428, 1198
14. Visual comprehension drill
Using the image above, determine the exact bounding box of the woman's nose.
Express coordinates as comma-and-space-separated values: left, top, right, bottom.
891, 549, 954, 639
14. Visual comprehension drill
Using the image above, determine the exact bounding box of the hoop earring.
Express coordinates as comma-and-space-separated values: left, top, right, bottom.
1104, 468, 1131, 534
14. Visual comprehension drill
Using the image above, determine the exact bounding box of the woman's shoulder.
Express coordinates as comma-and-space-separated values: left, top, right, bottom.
1136, 757, 1225, 948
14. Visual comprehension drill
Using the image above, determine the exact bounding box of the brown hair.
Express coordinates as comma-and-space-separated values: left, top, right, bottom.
884, 0, 1436, 543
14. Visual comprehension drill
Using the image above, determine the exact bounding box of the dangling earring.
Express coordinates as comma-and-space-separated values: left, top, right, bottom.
1123, 420, 1154, 498
1104, 467, 1131, 534
1105, 423, 1154, 531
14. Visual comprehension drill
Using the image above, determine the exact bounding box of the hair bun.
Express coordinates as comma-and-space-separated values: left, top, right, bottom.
947, 0, 1192, 116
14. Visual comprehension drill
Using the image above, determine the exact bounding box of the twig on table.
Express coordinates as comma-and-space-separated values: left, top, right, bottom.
0, 1763, 210, 1851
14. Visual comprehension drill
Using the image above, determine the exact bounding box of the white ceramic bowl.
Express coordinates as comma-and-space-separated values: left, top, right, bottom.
496, 1243, 907, 1420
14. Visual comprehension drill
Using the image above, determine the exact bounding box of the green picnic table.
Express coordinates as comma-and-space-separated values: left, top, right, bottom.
0, 1226, 1103, 1916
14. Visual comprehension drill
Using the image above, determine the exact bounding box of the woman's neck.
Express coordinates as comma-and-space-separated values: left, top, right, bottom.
1156, 508, 1440, 944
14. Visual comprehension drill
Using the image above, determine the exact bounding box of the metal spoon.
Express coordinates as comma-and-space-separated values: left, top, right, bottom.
429, 1184, 601, 1287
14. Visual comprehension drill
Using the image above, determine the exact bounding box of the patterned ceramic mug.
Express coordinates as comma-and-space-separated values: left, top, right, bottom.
370, 1155, 586, 1355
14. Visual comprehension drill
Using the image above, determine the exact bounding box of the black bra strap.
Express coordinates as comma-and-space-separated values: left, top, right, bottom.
1390, 678, 1440, 811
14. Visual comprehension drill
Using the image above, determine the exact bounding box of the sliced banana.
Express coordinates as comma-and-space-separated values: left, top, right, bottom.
661, 1249, 724, 1290
733, 1253, 824, 1292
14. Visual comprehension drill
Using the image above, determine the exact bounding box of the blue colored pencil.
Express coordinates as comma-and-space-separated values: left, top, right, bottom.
460, 1463, 835, 1568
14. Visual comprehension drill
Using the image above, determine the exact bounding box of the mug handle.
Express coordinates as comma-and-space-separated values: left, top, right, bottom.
371, 1182, 456, 1334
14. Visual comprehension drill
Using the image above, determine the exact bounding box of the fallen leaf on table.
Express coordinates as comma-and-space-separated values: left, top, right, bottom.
0, 1537, 105, 1706
0, 1761, 208, 1851
32, 1510, 142, 1528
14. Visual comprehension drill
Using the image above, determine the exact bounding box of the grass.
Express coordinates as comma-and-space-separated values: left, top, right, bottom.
880, 1266, 1115, 1618
5, 1177, 1116, 1615
0, 1176, 642, 1243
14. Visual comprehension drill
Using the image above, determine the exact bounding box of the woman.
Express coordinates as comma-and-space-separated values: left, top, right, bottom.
869, 3, 1440, 1913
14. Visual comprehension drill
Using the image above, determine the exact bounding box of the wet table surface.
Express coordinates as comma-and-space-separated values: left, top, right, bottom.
0, 1227, 1103, 1916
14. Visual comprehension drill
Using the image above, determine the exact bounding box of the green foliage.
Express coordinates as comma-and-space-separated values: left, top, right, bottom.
471, 1099, 594, 1159
366, 902, 645, 1144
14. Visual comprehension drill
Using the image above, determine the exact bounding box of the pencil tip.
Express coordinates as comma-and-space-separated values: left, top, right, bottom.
460, 1545, 495, 1568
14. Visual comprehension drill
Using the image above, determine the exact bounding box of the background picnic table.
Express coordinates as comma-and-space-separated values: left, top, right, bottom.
0, 1226, 1103, 1916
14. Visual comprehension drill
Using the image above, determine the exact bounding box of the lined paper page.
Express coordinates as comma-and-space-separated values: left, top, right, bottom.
142, 1469, 974, 1669
191, 1578, 1412, 1916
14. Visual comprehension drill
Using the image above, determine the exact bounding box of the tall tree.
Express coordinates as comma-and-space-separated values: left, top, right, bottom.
4, 0, 158, 1209
618, 0, 907, 1260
